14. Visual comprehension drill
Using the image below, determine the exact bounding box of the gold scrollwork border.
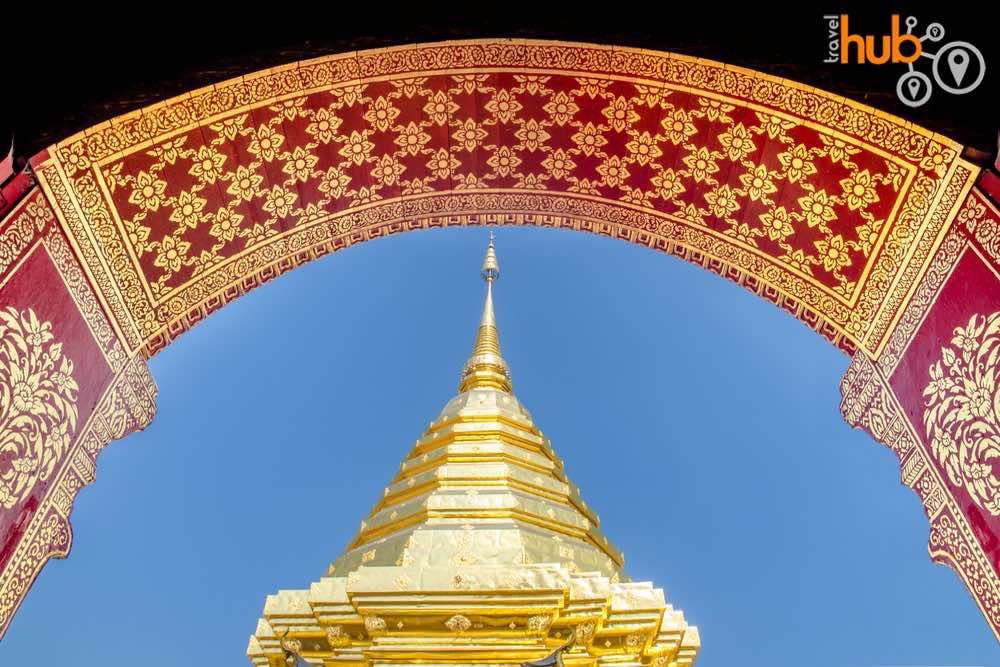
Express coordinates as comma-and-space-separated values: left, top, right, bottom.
0, 191, 52, 277
876, 189, 1000, 377
961, 188, 1000, 268
861, 162, 976, 355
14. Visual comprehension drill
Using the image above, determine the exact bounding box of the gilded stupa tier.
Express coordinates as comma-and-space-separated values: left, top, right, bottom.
248, 236, 699, 667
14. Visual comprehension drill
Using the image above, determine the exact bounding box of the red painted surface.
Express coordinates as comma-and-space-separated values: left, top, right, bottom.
980, 170, 1000, 205
0, 171, 34, 220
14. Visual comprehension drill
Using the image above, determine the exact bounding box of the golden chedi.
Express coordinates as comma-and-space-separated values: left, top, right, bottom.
247, 236, 699, 667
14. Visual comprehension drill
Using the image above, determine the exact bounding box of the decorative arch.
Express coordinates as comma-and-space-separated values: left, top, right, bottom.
1, 39, 999, 641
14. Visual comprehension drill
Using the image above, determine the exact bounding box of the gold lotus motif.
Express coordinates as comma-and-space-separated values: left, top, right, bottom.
923, 312, 1000, 514
0, 307, 79, 509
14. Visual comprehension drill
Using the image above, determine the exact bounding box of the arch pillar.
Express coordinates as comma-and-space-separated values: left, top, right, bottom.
840, 186, 1000, 634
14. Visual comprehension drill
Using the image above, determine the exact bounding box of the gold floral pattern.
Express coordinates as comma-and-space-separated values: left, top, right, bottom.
0, 308, 79, 509
924, 312, 1000, 515
32, 40, 968, 359
444, 614, 471, 633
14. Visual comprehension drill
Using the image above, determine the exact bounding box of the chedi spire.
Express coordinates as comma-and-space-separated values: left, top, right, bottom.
459, 232, 512, 393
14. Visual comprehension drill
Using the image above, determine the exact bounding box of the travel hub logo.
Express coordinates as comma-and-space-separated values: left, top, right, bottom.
823, 14, 985, 108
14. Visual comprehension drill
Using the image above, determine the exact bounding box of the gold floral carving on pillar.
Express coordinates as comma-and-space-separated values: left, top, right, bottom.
0, 307, 79, 508
363, 615, 386, 633
444, 614, 471, 633
326, 625, 348, 646
923, 312, 1000, 514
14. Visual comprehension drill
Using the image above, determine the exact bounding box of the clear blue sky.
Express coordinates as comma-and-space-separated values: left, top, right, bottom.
2, 227, 997, 666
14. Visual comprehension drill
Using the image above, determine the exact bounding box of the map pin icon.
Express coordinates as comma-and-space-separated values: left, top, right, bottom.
948, 49, 970, 86
907, 77, 922, 100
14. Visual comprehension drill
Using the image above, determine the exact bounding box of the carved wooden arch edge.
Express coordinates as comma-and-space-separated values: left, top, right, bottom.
0, 38, 995, 643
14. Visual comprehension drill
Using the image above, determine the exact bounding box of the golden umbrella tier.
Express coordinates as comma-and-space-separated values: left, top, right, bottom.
248, 237, 699, 667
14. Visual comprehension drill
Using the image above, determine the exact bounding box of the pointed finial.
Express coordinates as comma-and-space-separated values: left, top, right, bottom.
459, 233, 512, 393
482, 231, 499, 282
